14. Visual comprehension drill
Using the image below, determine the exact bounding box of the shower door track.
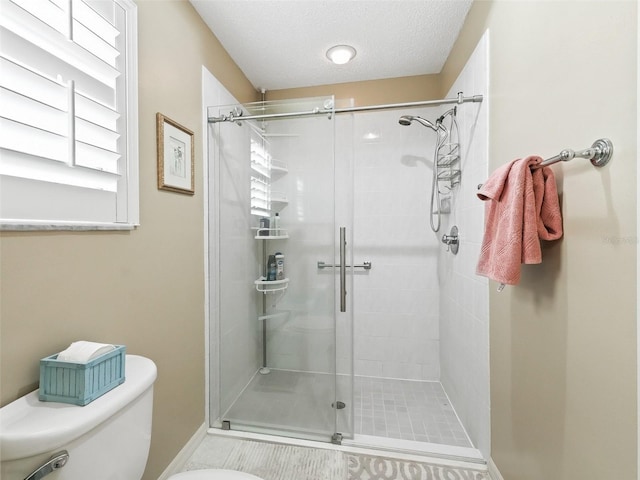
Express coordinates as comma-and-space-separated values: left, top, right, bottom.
208, 92, 483, 123
206, 428, 486, 467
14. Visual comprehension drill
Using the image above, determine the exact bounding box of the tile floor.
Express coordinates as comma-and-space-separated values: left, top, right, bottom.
222, 369, 336, 436
222, 370, 471, 448
354, 376, 471, 447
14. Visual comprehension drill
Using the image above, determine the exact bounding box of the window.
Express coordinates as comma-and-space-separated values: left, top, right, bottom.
250, 132, 271, 218
0, 0, 138, 230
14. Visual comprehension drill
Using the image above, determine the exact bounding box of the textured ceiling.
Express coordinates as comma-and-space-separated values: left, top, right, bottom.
189, 0, 473, 91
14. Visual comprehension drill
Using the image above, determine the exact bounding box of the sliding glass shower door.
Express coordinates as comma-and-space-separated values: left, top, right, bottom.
210, 97, 353, 443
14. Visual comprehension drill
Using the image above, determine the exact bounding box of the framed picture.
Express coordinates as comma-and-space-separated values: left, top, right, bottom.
156, 113, 195, 195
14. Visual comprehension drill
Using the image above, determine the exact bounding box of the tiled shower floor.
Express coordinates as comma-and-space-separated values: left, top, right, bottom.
222, 369, 335, 436
354, 376, 471, 447
222, 370, 471, 449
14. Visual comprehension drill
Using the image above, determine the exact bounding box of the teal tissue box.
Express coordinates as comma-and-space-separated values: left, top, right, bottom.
39, 345, 126, 406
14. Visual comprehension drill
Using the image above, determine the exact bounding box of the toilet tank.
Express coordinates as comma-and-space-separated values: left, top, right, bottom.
1, 355, 157, 480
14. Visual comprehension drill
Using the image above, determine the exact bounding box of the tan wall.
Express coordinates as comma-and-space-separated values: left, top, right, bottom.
0, 1, 257, 479
1, 1, 637, 479
267, 74, 441, 106
443, 1, 637, 478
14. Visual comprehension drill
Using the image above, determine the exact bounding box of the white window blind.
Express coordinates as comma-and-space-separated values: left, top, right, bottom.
250, 133, 271, 217
0, 0, 138, 229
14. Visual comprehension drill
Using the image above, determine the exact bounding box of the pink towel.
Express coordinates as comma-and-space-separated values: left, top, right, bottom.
476, 156, 563, 285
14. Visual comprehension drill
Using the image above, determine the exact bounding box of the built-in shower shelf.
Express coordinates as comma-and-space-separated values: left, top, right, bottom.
255, 277, 290, 294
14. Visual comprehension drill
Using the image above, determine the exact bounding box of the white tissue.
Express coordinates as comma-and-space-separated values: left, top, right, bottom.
56, 341, 116, 363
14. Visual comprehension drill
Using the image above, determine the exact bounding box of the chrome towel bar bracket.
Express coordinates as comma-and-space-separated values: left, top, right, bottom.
536, 138, 613, 168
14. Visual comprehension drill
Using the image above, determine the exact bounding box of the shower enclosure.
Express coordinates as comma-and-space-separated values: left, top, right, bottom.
206, 33, 489, 462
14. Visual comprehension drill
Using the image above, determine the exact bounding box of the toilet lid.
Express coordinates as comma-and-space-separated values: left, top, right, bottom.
169, 469, 264, 480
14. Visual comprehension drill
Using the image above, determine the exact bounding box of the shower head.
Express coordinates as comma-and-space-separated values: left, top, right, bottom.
398, 115, 441, 132
398, 115, 414, 126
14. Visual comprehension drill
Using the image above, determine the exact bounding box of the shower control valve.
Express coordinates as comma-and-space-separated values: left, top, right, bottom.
441, 226, 459, 255
442, 234, 457, 249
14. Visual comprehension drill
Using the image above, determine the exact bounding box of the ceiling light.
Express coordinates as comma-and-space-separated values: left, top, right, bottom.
326, 45, 356, 65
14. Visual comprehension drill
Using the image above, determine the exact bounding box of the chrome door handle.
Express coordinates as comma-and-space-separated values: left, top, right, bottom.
339, 227, 346, 312
317, 261, 372, 270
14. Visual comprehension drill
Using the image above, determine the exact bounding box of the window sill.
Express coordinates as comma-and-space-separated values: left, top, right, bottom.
0, 221, 139, 232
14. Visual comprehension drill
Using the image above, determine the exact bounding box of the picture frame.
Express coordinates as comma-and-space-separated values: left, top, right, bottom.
156, 113, 195, 195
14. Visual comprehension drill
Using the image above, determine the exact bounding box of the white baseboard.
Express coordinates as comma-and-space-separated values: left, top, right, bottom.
157, 422, 208, 480
488, 457, 505, 480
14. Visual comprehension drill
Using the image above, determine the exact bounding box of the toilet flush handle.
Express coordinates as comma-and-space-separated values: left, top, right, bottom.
24, 450, 69, 480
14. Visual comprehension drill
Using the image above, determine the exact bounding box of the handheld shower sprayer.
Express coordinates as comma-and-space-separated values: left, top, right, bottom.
398, 115, 442, 132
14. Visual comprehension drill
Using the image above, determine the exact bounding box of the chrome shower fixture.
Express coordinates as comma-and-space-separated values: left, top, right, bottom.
398, 115, 444, 133
398, 108, 460, 233
219, 106, 244, 125
436, 106, 457, 126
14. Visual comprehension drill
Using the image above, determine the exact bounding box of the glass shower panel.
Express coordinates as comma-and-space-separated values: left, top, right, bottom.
211, 112, 257, 422
211, 97, 351, 442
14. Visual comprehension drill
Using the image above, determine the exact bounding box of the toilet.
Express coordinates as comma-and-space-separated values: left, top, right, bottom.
0, 355, 262, 480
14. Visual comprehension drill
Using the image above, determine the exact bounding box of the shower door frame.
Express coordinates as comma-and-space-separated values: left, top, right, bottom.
206, 95, 355, 445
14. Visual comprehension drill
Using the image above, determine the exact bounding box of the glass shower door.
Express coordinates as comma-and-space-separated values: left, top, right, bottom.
211, 96, 353, 443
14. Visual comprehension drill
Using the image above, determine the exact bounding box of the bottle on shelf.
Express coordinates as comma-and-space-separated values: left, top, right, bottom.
259, 217, 270, 236
266, 254, 277, 281
275, 252, 285, 280
272, 213, 280, 236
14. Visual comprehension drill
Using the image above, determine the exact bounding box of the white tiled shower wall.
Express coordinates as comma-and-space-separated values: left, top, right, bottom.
437, 32, 490, 458
348, 109, 442, 380
263, 107, 446, 380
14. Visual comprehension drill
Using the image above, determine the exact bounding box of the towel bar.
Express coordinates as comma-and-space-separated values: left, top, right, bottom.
478, 138, 613, 189
536, 138, 613, 168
